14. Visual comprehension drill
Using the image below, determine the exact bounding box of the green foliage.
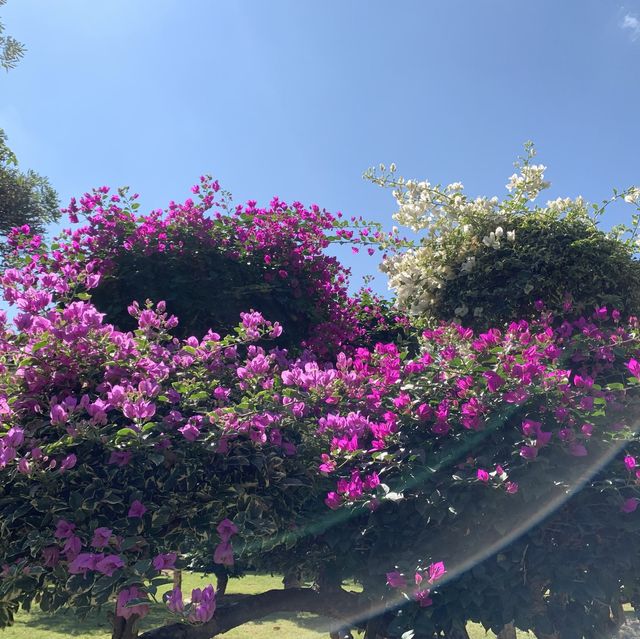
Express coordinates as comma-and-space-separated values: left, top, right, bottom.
351, 289, 416, 352
433, 210, 640, 329
0, 128, 59, 255
91, 250, 320, 347
0, 1, 25, 72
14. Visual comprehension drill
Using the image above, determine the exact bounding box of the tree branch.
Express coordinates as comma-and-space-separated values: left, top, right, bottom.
139, 587, 372, 639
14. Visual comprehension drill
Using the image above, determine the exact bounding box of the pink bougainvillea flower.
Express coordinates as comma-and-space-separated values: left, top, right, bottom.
580, 424, 593, 438
626, 358, 640, 379
503, 388, 528, 404
62, 535, 82, 560
483, 371, 505, 392
116, 586, 150, 620
108, 450, 132, 466
122, 399, 156, 420
558, 428, 575, 442
166, 586, 184, 613
319, 454, 336, 473
522, 419, 542, 437
536, 430, 552, 447
324, 492, 341, 510
127, 500, 147, 518
428, 561, 446, 582
282, 441, 297, 456
625, 455, 637, 470
188, 584, 217, 623
178, 423, 200, 442
621, 497, 639, 513
477, 469, 489, 483
505, 481, 519, 494
213, 541, 234, 566
153, 552, 177, 571
42, 546, 60, 568
60, 454, 77, 472
216, 519, 238, 541
17, 458, 31, 474
520, 445, 538, 460
386, 571, 407, 589
54, 519, 76, 539
90, 527, 112, 549
414, 588, 433, 607
5, 427, 24, 447
95, 554, 125, 576
49, 404, 68, 425
68, 553, 101, 575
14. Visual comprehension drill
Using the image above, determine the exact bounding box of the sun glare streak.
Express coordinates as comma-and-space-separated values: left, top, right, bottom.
238, 406, 638, 633
325, 431, 632, 631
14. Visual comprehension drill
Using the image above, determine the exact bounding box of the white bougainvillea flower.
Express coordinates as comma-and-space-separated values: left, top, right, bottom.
624, 187, 640, 205
482, 232, 501, 249
506, 164, 550, 201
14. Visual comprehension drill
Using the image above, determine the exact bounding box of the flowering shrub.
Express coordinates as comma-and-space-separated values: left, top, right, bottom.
363, 146, 640, 637
366, 144, 640, 327
1, 174, 640, 639
3, 178, 374, 356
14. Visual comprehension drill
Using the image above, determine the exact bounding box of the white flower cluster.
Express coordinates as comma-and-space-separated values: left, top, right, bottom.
380, 244, 454, 315
371, 152, 558, 316
545, 196, 587, 216
391, 180, 465, 234
390, 177, 504, 238
481, 226, 516, 249
625, 187, 640, 205
506, 164, 550, 201
369, 146, 635, 319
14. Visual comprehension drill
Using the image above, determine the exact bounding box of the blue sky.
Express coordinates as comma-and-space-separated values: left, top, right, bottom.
1, 0, 639, 294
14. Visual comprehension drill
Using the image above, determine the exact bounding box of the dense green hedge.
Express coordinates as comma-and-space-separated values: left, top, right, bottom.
431, 211, 640, 328
91, 250, 319, 347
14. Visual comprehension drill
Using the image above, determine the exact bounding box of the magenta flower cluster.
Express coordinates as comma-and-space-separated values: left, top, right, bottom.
1, 178, 387, 355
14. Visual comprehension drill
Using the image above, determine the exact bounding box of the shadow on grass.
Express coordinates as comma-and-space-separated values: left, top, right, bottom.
12, 608, 112, 637
14, 600, 336, 637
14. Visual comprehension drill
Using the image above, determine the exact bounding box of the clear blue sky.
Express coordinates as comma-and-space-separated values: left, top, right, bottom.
1, 0, 639, 294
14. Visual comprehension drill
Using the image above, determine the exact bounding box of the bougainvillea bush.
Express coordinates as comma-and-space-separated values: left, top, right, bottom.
363, 149, 640, 639
4, 177, 383, 355
0, 169, 640, 639
366, 144, 640, 328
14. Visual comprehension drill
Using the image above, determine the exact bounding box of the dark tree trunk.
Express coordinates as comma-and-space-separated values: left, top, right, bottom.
283, 568, 302, 589
530, 586, 560, 639
139, 587, 369, 639
111, 608, 140, 639
215, 569, 228, 598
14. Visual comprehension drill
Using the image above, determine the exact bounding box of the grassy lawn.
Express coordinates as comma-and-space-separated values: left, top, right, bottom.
3, 572, 507, 639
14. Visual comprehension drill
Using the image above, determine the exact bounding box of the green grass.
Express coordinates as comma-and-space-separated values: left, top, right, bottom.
3, 572, 507, 639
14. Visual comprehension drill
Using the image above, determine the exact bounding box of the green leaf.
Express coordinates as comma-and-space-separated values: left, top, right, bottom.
116, 428, 138, 438
31, 337, 50, 353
